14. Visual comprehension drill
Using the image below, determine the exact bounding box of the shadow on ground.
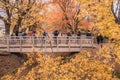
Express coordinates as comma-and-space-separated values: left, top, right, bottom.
0, 52, 27, 78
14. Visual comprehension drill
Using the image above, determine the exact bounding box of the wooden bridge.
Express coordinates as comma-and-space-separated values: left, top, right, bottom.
0, 35, 95, 53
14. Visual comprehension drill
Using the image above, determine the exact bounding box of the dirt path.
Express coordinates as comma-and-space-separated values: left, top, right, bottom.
0, 53, 24, 77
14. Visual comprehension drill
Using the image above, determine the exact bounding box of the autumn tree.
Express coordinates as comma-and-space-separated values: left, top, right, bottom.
1, 51, 119, 80
52, 0, 82, 33
0, 0, 45, 35
1, 0, 120, 80
12, 0, 36, 33
0, 0, 13, 35
77, 0, 120, 72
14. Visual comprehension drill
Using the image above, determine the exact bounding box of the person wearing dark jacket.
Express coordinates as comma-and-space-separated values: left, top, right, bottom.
43, 31, 47, 38
15, 31, 19, 36
66, 32, 71, 44
97, 34, 103, 44
96, 34, 103, 48
42, 31, 47, 44
53, 30, 59, 44
86, 30, 92, 39
77, 31, 81, 43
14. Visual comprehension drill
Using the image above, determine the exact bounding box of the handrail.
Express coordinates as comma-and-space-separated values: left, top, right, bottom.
0, 36, 94, 45
0, 36, 94, 52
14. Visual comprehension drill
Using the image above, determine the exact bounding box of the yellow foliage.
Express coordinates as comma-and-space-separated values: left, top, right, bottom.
1, 51, 119, 80
1, 0, 120, 80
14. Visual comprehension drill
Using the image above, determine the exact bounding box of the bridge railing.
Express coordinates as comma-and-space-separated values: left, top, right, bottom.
0, 36, 94, 52
0, 36, 93, 44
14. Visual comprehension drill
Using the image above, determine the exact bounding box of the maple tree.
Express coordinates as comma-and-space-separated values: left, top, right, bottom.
52, 0, 82, 33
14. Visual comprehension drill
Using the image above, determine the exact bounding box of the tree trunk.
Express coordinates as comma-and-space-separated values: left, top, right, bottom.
13, 25, 19, 33
5, 23, 10, 35
112, 0, 120, 24
13, 17, 22, 33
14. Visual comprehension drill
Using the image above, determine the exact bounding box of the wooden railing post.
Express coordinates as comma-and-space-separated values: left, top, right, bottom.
45, 37, 47, 52
80, 37, 82, 49
20, 36, 22, 52
79, 37, 80, 49
31, 36, 34, 52
91, 36, 94, 48
33, 36, 34, 45
57, 36, 58, 52
7, 37, 10, 52
68, 37, 70, 52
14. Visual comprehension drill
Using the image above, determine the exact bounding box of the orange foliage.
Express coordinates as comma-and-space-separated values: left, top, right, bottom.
49, 11, 63, 23
79, 19, 94, 30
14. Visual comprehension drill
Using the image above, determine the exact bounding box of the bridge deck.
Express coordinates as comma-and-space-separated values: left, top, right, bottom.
0, 36, 95, 52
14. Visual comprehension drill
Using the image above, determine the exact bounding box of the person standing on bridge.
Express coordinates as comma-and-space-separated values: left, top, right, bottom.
86, 30, 92, 38
42, 31, 47, 44
96, 34, 103, 48
77, 31, 81, 44
53, 30, 59, 44
33, 31, 37, 45
15, 31, 19, 36
66, 32, 71, 44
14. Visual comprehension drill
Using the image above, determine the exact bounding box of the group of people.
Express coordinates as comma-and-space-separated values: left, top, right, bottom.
11, 30, 104, 45
42, 30, 82, 44
51, 30, 104, 45
11, 30, 36, 37
51, 30, 92, 44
